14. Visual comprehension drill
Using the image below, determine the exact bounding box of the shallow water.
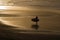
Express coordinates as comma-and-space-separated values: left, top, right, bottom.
0, 14, 60, 33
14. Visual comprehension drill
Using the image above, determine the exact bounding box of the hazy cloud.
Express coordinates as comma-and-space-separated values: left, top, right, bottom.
11, 0, 60, 8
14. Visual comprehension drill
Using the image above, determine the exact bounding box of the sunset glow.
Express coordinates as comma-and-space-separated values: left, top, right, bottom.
0, 6, 8, 10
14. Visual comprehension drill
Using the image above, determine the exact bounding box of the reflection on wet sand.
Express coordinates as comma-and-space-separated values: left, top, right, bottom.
31, 24, 39, 30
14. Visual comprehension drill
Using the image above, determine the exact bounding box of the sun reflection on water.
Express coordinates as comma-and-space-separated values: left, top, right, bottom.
0, 6, 8, 10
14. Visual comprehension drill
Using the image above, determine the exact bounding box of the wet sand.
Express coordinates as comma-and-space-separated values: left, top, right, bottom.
0, 23, 60, 40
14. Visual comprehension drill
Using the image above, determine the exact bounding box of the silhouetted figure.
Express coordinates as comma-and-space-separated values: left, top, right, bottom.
31, 16, 39, 30
32, 16, 39, 23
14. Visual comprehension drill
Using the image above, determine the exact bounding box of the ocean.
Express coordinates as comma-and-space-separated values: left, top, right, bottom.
0, 10, 60, 35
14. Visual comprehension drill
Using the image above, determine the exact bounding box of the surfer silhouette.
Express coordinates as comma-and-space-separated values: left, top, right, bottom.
32, 16, 39, 24
31, 16, 39, 30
